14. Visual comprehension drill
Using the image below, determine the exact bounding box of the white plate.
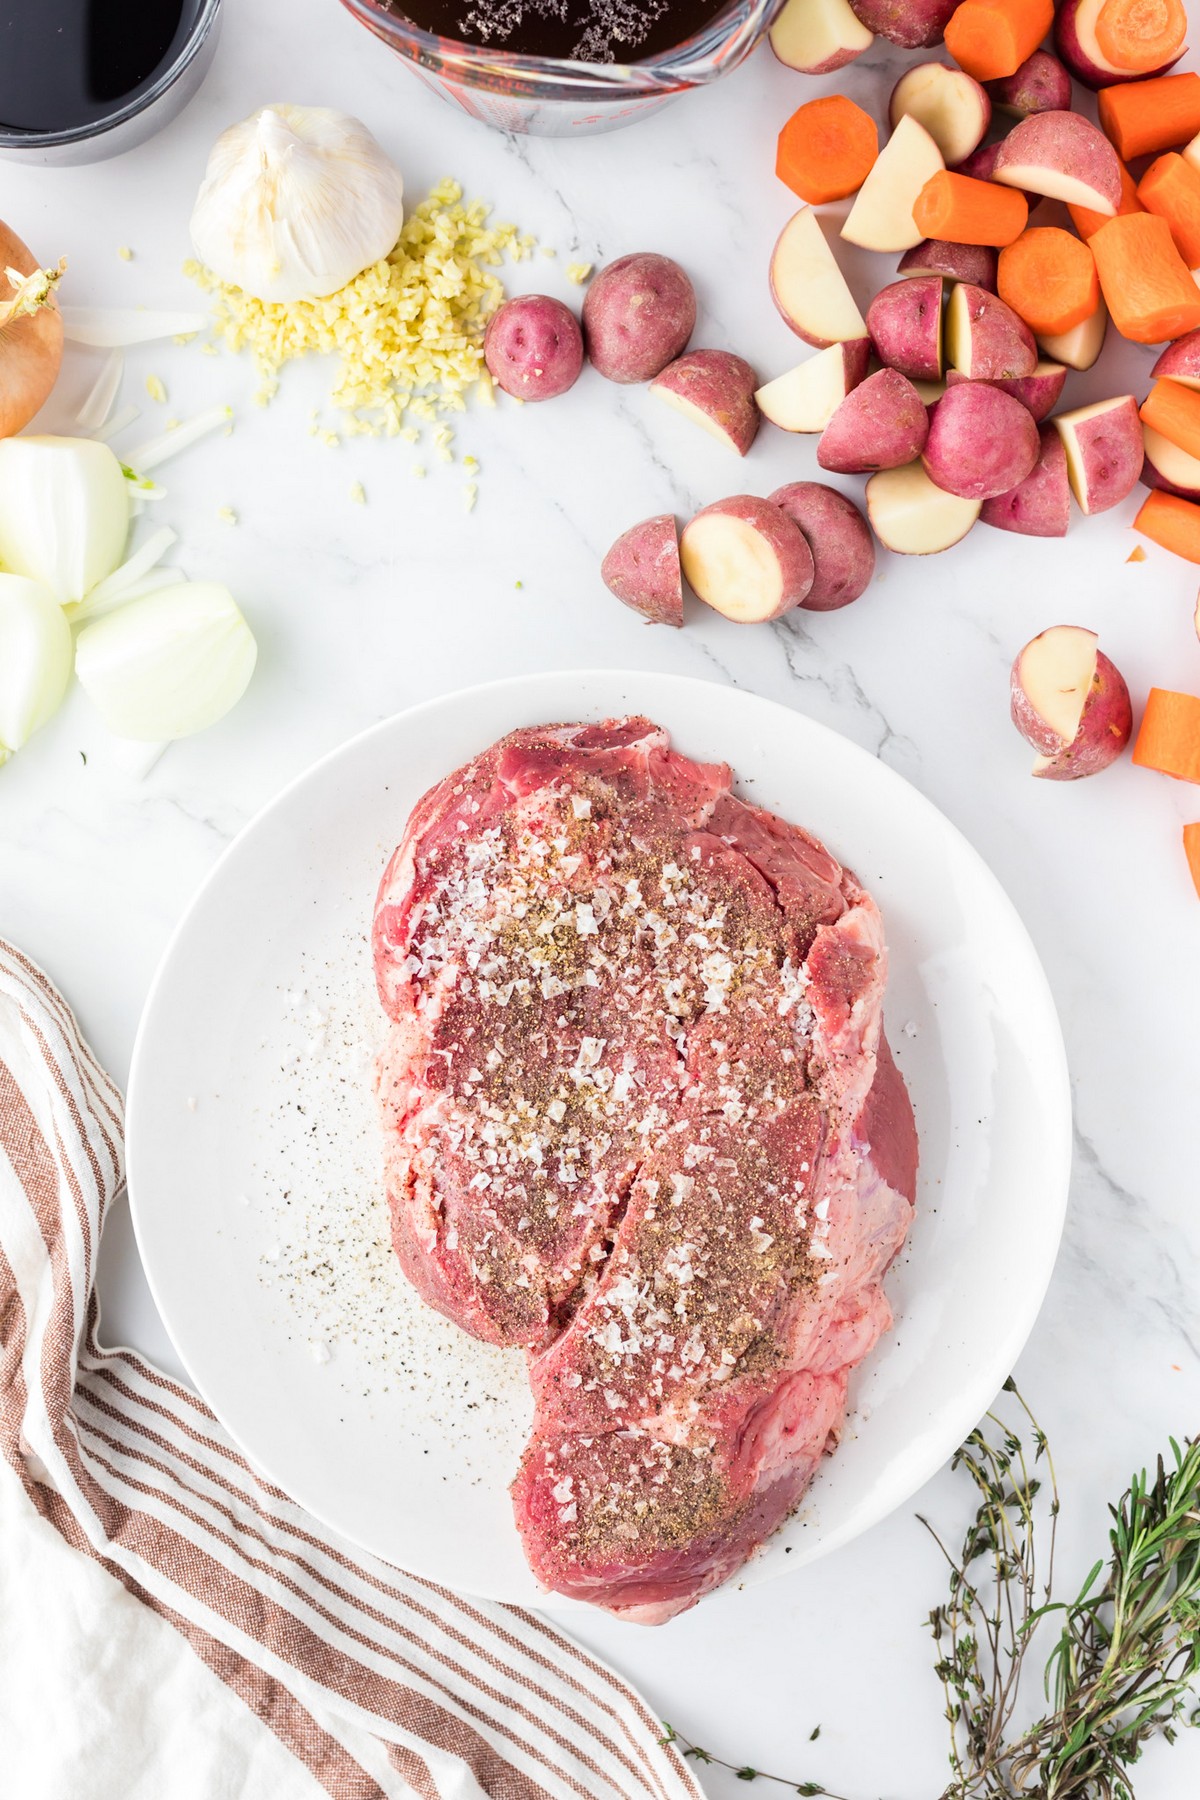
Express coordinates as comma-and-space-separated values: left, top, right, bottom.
127, 670, 1071, 1614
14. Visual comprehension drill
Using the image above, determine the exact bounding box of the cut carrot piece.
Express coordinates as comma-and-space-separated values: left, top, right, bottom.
997, 228, 1100, 335
1137, 153, 1200, 265
1184, 821, 1200, 897
1069, 159, 1143, 241
1095, 0, 1187, 73
1134, 490, 1200, 563
776, 96, 879, 206
1098, 73, 1200, 160
1090, 213, 1200, 342
1133, 684, 1200, 778
912, 171, 1029, 246
1140, 378, 1200, 458
944, 0, 1054, 80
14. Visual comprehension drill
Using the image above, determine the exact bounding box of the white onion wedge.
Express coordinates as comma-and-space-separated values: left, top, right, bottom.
0, 436, 130, 605
0, 575, 73, 762
59, 307, 208, 348
75, 582, 257, 742
76, 351, 124, 433
127, 405, 233, 474
67, 525, 180, 622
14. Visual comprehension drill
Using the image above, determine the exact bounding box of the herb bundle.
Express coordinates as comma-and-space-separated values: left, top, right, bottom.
662, 1382, 1200, 1799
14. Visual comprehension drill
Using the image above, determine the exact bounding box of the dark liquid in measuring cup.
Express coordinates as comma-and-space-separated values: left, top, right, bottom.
394, 0, 731, 62
0, 0, 199, 134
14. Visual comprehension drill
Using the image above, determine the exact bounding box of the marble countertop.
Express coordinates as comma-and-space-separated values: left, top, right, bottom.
2, 1, 1200, 1792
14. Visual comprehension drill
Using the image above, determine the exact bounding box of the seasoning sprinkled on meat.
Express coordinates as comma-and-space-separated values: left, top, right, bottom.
373, 717, 917, 1622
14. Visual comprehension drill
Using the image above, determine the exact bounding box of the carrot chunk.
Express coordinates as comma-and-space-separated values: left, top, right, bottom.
1095, 0, 1187, 73
1140, 378, 1200, 457
1098, 72, 1200, 160
1133, 684, 1200, 778
1069, 158, 1143, 241
912, 171, 1029, 246
944, 0, 1054, 80
1134, 490, 1200, 564
1090, 213, 1200, 343
1184, 821, 1200, 898
776, 96, 879, 206
997, 228, 1100, 335
1136, 153, 1200, 265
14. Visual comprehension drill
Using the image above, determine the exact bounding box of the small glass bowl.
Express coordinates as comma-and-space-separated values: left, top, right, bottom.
338, 0, 786, 136
0, 0, 222, 166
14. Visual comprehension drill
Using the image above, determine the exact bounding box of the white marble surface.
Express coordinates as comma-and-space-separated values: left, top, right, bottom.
2, 1, 1200, 1793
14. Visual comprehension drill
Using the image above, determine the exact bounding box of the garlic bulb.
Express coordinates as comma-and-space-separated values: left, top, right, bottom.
189, 105, 406, 305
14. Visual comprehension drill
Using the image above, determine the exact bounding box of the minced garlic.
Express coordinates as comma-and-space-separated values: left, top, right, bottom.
565, 262, 594, 285
185, 178, 526, 437
146, 374, 167, 403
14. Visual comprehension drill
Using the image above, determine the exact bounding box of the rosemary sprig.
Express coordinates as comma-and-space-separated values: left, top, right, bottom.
661, 1383, 1200, 1800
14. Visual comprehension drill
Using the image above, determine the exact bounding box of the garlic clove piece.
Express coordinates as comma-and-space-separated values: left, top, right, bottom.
189, 103, 406, 306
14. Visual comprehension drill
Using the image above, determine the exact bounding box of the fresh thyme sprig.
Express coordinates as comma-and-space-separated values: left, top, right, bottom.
662, 1382, 1200, 1800
658, 1721, 850, 1797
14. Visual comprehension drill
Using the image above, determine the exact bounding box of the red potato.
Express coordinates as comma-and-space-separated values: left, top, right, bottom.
768, 481, 876, 609
680, 496, 814, 622
817, 367, 930, 472
770, 209, 869, 348
754, 340, 871, 433
769, 0, 874, 72
923, 381, 1040, 498
991, 111, 1121, 215
1010, 625, 1133, 779
1053, 395, 1142, 514
889, 62, 991, 164
981, 423, 1071, 534
867, 275, 945, 380
866, 461, 981, 550
581, 254, 696, 384
986, 51, 1073, 117
601, 515, 683, 626
1038, 301, 1108, 370
945, 358, 1067, 419
841, 115, 945, 253
848, 0, 958, 47
650, 350, 760, 456
899, 237, 999, 291
1152, 331, 1200, 391
1054, 0, 1183, 89
1142, 424, 1200, 499
483, 295, 583, 400
945, 282, 1038, 378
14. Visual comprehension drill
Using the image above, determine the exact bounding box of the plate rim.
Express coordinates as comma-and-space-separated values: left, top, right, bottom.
126, 667, 1073, 1603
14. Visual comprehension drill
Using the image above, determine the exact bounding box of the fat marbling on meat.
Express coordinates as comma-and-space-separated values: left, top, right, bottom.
373, 717, 917, 1622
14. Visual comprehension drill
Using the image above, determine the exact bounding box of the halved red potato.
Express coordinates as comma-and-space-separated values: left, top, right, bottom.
1052, 395, 1141, 514
601, 515, 683, 626
768, 481, 876, 610
1152, 329, 1200, 391
680, 497, 815, 622
945, 283, 1038, 379
945, 358, 1067, 420
848, 0, 958, 48
1142, 424, 1200, 500
981, 424, 1071, 535
899, 238, 999, 291
770, 0, 874, 72
986, 51, 1073, 117
923, 381, 1040, 499
755, 340, 871, 433
818, 367, 930, 472
867, 276, 945, 380
889, 62, 991, 164
865, 460, 981, 552
1010, 625, 1133, 779
651, 350, 760, 456
770, 209, 869, 348
991, 111, 1121, 214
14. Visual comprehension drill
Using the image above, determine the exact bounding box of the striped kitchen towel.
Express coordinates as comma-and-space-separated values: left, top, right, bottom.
0, 939, 703, 1800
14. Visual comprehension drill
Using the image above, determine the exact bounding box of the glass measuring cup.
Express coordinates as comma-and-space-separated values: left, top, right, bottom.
337, 0, 786, 136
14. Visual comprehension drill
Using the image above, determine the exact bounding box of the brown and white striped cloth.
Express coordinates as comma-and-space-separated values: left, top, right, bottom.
0, 940, 704, 1800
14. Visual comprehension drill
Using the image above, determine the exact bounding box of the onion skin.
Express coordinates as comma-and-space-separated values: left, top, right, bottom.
0, 221, 63, 438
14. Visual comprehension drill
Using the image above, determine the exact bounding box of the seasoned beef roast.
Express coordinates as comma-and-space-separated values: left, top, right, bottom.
373, 718, 917, 1622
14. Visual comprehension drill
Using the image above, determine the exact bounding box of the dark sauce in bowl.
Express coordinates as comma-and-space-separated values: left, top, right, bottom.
393, 0, 732, 61
0, 0, 202, 133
